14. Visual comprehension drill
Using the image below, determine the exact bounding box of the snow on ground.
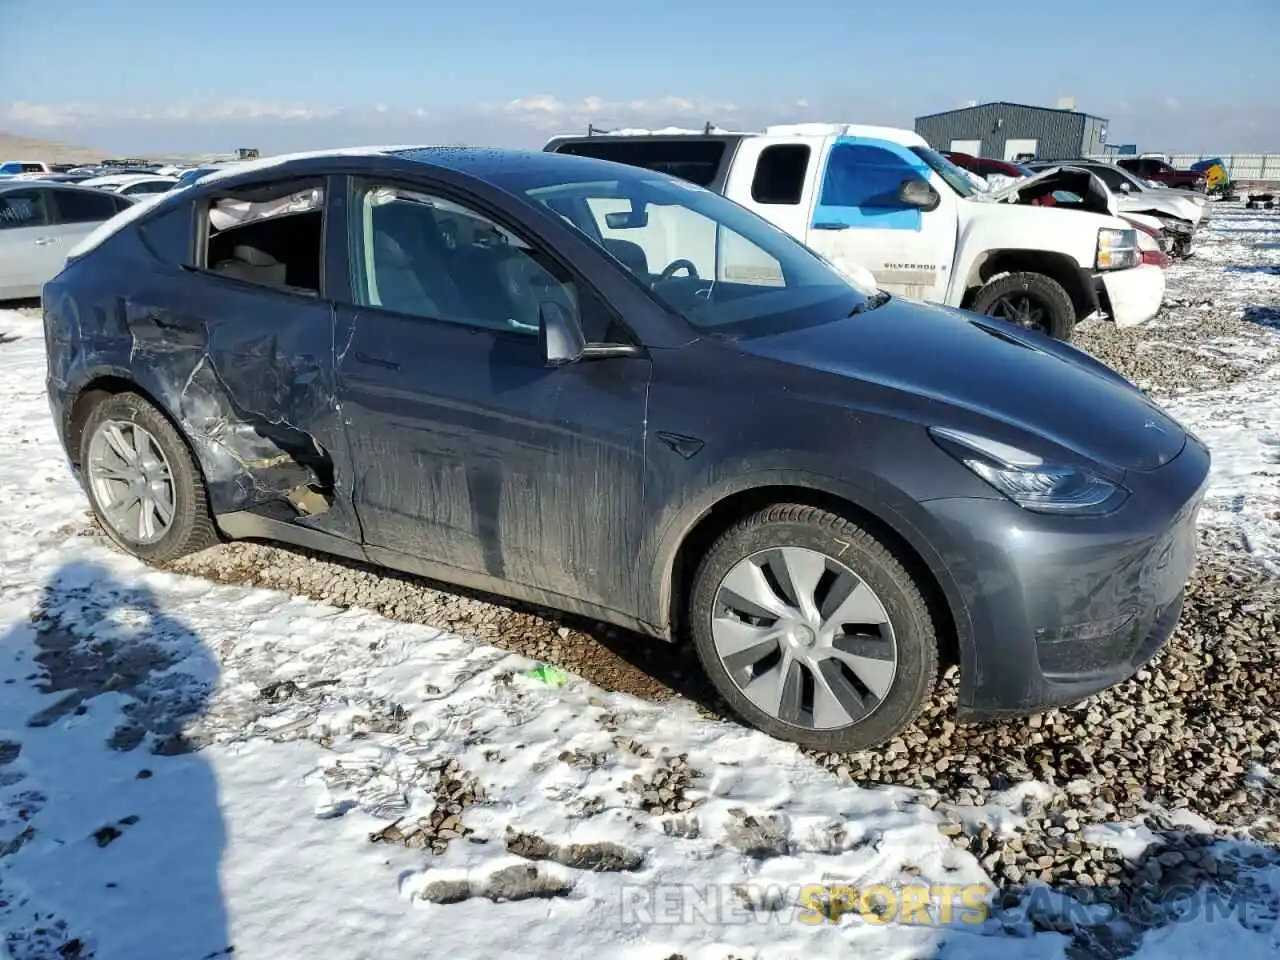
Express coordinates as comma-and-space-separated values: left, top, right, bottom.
1163, 204, 1280, 568
0, 322, 1044, 960
1, 201, 1279, 960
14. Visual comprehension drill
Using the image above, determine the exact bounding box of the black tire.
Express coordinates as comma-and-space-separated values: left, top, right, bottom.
970, 271, 1075, 340
687, 504, 939, 752
79, 391, 218, 563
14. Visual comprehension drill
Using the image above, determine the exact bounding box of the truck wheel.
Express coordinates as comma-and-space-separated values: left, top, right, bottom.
970, 272, 1075, 340
80, 392, 218, 563
687, 504, 938, 752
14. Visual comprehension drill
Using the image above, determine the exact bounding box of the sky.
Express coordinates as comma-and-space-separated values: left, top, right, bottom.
1, 0, 1278, 157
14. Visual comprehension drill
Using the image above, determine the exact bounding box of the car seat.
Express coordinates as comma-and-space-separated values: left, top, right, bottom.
369, 200, 468, 318
602, 238, 650, 277
212, 245, 288, 286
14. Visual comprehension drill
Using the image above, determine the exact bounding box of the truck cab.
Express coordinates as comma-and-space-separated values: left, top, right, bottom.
0, 160, 56, 179
545, 123, 1164, 340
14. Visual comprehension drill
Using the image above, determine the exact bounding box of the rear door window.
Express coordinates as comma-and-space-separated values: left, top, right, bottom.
751, 144, 810, 204
0, 189, 50, 229
50, 188, 123, 224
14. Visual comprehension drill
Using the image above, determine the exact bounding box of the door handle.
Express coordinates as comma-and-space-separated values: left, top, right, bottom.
34, 237, 57, 246
354, 351, 401, 370
812, 222, 849, 231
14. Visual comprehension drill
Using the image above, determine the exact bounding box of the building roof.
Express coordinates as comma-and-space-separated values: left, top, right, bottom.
915, 101, 1108, 123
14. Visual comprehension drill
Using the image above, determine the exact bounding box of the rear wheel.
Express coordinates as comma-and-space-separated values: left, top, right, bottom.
80, 392, 217, 563
687, 504, 938, 752
970, 271, 1075, 340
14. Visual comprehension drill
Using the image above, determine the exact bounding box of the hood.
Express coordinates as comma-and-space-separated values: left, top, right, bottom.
734, 297, 1186, 472
985, 165, 1117, 216
1121, 189, 1202, 224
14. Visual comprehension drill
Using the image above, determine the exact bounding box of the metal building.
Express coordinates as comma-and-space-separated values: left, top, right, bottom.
914, 102, 1109, 162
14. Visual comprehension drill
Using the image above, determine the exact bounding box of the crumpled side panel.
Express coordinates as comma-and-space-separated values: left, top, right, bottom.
115, 284, 347, 525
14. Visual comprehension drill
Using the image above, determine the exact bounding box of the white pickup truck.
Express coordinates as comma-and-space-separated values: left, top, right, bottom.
0, 160, 56, 178
544, 123, 1164, 341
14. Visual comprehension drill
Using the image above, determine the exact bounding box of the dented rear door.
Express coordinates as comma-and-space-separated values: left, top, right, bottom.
139, 270, 364, 543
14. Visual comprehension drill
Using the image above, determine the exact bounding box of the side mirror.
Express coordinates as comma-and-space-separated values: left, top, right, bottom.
897, 178, 941, 212
1118, 182, 1132, 194
539, 300, 586, 366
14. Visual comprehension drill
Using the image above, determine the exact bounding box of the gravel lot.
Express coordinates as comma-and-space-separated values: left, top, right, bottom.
14, 199, 1280, 956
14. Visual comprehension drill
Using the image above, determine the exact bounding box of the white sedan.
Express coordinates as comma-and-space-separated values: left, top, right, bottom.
78, 173, 180, 199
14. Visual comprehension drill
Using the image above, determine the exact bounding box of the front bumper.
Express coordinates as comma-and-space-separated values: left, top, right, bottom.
920, 432, 1210, 722
1096, 264, 1164, 327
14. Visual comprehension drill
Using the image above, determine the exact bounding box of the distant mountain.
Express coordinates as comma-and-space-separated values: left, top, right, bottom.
0, 131, 106, 164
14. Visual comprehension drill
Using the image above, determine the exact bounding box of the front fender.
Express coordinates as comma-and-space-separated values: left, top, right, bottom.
645, 461, 978, 684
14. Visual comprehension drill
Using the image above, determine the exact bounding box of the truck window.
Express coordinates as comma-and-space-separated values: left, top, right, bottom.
551, 139, 726, 187
751, 145, 810, 204
819, 143, 929, 209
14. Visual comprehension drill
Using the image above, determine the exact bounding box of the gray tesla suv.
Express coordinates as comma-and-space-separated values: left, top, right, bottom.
42, 147, 1209, 751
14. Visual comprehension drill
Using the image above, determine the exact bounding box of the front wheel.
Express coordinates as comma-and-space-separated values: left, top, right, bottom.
970, 271, 1075, 340
79, 392, 218, 563
687, 504, 939, 752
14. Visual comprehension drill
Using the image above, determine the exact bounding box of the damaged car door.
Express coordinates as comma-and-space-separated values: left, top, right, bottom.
132, 175, 363, 543
331, 179, 652, 616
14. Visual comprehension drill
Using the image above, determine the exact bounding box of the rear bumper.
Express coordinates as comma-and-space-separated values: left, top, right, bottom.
919, 433, 1210, 721
1096, 265, 1164, 327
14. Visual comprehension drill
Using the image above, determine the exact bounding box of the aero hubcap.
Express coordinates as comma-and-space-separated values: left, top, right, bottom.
711, 546, 898, 731
86, 420, 176, 545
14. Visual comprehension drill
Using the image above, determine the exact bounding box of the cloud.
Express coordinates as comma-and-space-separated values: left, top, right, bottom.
1, 100, 341, 127
0, 94, 769, 155
483, 94, 739, 134
5, 94, 1273, 156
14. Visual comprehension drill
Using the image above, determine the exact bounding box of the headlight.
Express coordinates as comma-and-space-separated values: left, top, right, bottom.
1096, 227, 1140, 270
929, 427, 1129, 515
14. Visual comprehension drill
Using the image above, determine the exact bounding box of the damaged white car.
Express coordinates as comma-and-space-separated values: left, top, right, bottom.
1024, 160, 1203, 258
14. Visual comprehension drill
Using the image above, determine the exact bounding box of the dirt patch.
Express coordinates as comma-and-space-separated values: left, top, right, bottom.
416, 863, 576, 904
504, 828, 644, 872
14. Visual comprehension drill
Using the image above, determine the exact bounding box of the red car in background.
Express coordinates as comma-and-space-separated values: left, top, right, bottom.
942, 152, 1036, 180
1116, 156, 1206, 192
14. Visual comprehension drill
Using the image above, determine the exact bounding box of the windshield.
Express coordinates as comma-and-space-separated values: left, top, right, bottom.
498, 165, 871, 336
0, 163, 22, 176
908, 146, 977, 198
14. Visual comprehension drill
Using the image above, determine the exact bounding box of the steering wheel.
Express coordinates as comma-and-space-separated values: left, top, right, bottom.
658, 258, 700, 281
